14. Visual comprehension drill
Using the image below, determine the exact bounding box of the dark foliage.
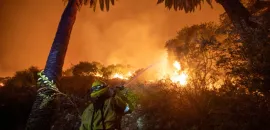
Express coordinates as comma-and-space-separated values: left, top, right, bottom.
157, 0, 213, 13
137, 82, 270, 130
0, 86, 36, 130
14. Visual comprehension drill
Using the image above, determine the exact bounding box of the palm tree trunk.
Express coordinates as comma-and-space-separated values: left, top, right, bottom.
26, 0, 78, 129
44, 0, 78, 85
216, 0, 258, 32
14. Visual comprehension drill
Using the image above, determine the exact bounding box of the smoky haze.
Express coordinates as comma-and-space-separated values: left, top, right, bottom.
0, 0, 224, 77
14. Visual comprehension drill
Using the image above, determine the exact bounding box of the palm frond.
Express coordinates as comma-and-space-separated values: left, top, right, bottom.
179, 0, 184, 10
89, 0, 94, 5
64, 0, 116, 12
79, 0, 83, 5
157, 0, 165, 4
105, 0, 110, 11
157, 0, 213, 13
206, 0, 213, 8
173, 0, 179, 11
185, 0, 189, 12
88, 0, 98, 11
111, 0, 115, 5
99, 0, 105, 11
165, 0, 173, 9
84, 0, 89, 5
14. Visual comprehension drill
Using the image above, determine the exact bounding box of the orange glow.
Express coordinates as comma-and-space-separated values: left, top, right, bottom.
112, 73, 125, 79
170, 61, 188, 86
94, 73, 103, 77
0, 0, 223, 77
110, 71, 134, 80
0, 82, 4, 87
145, 52, 189, 86
170, 71, 188, 85
91, 52, 189, 86
127, 71, 133, 77
173, 61, 181, 70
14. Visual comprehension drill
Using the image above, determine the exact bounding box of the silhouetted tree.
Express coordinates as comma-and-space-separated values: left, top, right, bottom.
157, 0, 267, 40
72, 61, 103, 76
5, 66, 40, 88
218, 13, 270, 93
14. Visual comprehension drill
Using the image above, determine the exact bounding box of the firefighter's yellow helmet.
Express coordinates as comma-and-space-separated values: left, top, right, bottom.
90, 80, 108, 98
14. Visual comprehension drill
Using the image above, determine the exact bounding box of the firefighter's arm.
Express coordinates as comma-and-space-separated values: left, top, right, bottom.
114, 92, 134, 114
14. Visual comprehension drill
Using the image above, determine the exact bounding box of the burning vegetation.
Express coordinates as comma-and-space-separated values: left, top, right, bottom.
63, 54, 191, 88
90, 59, 189, 86
169, 61, 188, 85
1, 1, 270, 129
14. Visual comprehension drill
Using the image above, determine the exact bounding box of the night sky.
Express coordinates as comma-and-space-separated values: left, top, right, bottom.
0, 0, 224, 77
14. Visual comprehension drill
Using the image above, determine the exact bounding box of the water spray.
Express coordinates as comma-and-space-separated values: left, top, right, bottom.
124, 64, 155, 87
123, 61, 163, 87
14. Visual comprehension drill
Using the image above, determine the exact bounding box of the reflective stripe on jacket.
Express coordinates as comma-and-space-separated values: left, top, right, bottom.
80, 92, 128, 130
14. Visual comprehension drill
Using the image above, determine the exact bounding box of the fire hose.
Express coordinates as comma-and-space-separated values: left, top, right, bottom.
115, 63, 157, 95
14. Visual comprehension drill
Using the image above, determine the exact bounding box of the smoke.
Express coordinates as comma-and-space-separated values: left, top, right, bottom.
0, 0, 224, 77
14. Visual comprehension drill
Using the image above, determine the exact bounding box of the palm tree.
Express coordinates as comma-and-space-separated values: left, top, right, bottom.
157, 0, 259, 36
26, 0, 116, 130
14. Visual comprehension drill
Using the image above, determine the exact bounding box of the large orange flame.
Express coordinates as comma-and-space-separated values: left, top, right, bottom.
170, 61, 188, 86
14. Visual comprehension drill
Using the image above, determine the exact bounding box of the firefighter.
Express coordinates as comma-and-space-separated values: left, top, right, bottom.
80, 80, 133, 130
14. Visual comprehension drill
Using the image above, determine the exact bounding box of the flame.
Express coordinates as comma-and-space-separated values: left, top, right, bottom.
0, 82, 4, 87
127, 71, 133, 77
94, 73, 103, 77
112, 73, 125, 79
170, 61, 188, 86
111, 71, 133, 80
173, 61, 181, 70
90, 52, 189, 86
170, 71, 188, 85
149, 52, 189, 86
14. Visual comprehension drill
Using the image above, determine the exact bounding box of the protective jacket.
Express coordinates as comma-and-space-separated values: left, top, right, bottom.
80, 89, 131, 130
